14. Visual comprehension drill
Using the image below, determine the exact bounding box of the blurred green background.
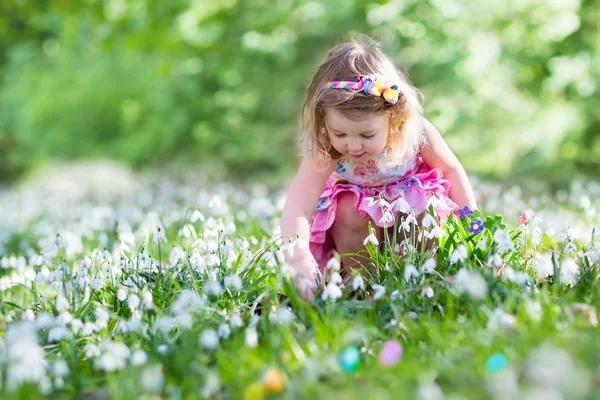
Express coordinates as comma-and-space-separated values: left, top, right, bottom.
0, 0, 598, 186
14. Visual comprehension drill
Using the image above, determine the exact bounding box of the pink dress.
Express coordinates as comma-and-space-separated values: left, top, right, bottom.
309, 150, 458, 273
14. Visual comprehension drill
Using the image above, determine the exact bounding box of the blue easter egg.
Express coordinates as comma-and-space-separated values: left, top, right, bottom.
486, 352, 508, 373
338, 346, 361, 374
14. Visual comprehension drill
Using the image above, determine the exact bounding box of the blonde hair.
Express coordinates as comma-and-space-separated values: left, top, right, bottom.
300, 36, 426, 167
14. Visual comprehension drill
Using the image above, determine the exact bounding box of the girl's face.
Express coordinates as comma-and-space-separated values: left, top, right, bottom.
324, 107, 389, 163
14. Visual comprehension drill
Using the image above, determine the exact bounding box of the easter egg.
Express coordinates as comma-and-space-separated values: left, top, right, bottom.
262, 368, 284, 393
243, 382, 264, 400
378, 340, 403, 367
486, 352, 508, 373
338, 346, 361, 374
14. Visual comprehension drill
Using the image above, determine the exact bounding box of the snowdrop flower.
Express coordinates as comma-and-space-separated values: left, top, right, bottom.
131, 349, 148, 366
449, 244, 468, 264
476, 239, 487, 251
326, 257, 341, 271
487, 308, 516, 331
245, 326, 258, 348
487, 253, 503, 268
524, 299, 542, 322
429, 226, 446, 239
422, 213, 438, 229
224, 274, 242, 291
128, 294, 140, 310
204, 280, 223, 297
534, 256, 554, 280
142, 290, 153, 309
329, 271, 343, 285
560, 258, 579, 285
393, 197, 411, 213
379, 209, 394, 226
275, 307, 295, 324
321, 282, 342, 301
218, 323, 231, 339
404, 264, 420, 281
493, 229, 514, 253
140, 365, 164, 394
94, 341, 131, 372
199, 329, 219, 350
117, 287, 127, 301
5, 322, 47, 390
421, 259, 436, 274
53, 358, 69, 377
352, 274, 365, 291
421, 286, 434, 299
390, 290, 401, 300
363, 233, 379, 246
372, 284, 386, 300
417, 380, 444, 400
229, 313, 243, 328
153, 226, 167, 245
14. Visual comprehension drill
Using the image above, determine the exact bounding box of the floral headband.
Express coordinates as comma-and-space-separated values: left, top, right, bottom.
326, 75, 400, 105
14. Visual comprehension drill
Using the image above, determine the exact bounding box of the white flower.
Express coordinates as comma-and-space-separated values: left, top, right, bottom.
142, 290, 153, 309
421, 259, 436, 274
393, 197, 412, 213
140, 365, 164, 394
364, 197, 378, 207
128, 294, 140, 310
204, 280, 223, 297
131, 349, 148, 366
487, 253, 503, 267
487, 308, 516, 331
493, 229, 514, 253
560, 258, 579, 285
224, 274, 242, 291
421, 286, 434, 299
372, 284, 386, 300
379, 210, 394, 226
199, 328, 219, 350
245, 326, 258, 348
449, 244, 468, 264
524, 299, 542, 322
218, 323, 231, 339
326, 257, 341, 271
363, 233, 379, 246
153, 226, 167, 245
429, 226, 446, 239
476, 239, 487, 251
534, 256, 554, 279
53, 359, 69, 377
329, 271, 343, 285
117, 287, 127, 301
404, 264, 420, 281
422, 213, 438, 229
275, 307, 295, 324
229, 313, 243, 328
352, 274, 365, 291
321, 282, 342, 301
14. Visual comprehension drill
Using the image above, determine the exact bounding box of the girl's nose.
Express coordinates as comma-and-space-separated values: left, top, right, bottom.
348, 141, 362, 151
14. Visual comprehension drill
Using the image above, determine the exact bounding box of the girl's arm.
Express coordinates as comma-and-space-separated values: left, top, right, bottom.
280, 155, 336, 265
420, 119, 477, 210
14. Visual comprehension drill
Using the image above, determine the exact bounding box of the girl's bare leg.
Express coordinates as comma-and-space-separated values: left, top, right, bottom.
330, 192, 383, 275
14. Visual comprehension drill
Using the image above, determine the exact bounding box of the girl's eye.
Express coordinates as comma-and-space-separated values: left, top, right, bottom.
363, 134, 375, 139
334, 133, 346, 138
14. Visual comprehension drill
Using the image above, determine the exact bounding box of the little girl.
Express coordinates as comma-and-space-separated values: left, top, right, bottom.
280, 37, 477, 302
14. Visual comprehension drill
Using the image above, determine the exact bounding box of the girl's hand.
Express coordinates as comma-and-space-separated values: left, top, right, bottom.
291, 258, 322, 303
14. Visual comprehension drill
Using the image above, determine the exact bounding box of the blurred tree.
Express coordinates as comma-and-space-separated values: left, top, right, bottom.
0, 0, 598, 186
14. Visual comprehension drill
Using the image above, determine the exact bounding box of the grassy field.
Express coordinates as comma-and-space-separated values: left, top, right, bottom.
1, 162, 599, 399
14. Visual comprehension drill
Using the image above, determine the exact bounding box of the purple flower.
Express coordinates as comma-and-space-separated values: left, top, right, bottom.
469, 219, 484, 235
458, 206, 474, 220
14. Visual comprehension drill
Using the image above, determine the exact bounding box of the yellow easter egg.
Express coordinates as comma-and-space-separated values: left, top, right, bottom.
243, 382, 264, 400
262, 368, 284, 393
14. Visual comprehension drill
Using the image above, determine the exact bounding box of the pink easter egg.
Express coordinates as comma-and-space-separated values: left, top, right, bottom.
378, 340, 403, 367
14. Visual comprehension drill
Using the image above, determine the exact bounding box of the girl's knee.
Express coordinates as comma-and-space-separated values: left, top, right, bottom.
335, 192, 370, 232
